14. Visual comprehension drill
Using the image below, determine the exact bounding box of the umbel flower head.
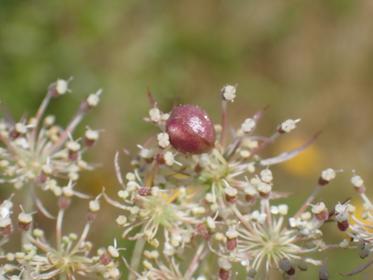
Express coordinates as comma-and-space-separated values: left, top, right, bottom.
1, 196, 120, 280
106, 85, 347, 279
0, 79, 100, 196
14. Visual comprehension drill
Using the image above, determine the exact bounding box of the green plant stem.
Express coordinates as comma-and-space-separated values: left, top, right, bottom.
129, 238, 146, 280
22, 186, 34, 280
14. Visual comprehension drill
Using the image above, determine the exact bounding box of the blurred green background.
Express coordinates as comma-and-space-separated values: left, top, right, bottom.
1, 0, 373, 279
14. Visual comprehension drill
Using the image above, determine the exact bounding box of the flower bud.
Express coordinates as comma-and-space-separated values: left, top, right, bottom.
337, 220, 349, 232
166, 105, 215, 154
54, 79, 70, 96
221, 85, 237, 102
312, 202, 329, 222
18, 212, 32, 231
318, 168, 336, 186
351, 174, 366, 193
196, 223, 210, 240
218, 258, 231, 280
84, 129, 99, 147
138, 187, 152, 197
224, 186, 237, 203
225, 228, 238, 251
58, 196, 71, 209
279, 258, 295, 275
99, 252, 112, 265
257, 182, 272, 198
278, 119, 301, 134
66, 141, 81, 161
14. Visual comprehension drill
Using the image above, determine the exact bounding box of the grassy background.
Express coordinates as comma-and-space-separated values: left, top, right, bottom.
1, 0, 373, 278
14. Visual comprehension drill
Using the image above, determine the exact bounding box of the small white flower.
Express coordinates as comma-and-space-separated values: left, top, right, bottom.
192, 206, 206, 215
224, 186, 238, 197
244, 185, 257, 196
89, 200, 100, 212
56, 79, 69, 95
206, 217, 216, 230
351, 175, 364, 188
33, 228, 44, 238
335, 202, 350, 221
18, 212, 32, 224
289, 217, 299, 228
251, 210, 267, 224
15, 123, 27, 134
301, 212, 312, 221
138, 146, 154, 159
312, 202, 326, 214
278, 204, 289, 215
218, 258, 232, 270
164, 151, 174, 166
260, 169, 273, 183
63, 186, 74, 197
87, 90, 102, 107
66, 141, 81, 152
108, 245, 119, 258
149, 108, 161, 122
118, 190, 129, 200
116, 215, 127, 226
241, 118, 256, 133
321, 168, 336, 182
279, 119, 301, 133
257, 182, 272, 195
226, 228, 238, 239
85, 129, 99, 141
221, 85, 237, 102
270, 206, 279, 215
339, 239, 350, 248
157, 133, 170, 148
44, 115, 55, 126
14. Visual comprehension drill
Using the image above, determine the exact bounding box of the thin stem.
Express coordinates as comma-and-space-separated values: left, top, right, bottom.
31, 90, 53, 144
21, 187, 34, 245
48, 103, 88, 154
294, 186, 321, 218
70, 223, 91, 255
260, 131, 321, 166
22, 186, 34, 280
56, 208, 65, 250
129, 237, 146, 280
184, 243, 206, 279
220, 101, 228, 147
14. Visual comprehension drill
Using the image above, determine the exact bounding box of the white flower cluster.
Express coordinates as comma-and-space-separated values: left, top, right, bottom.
1, 81, 371, 279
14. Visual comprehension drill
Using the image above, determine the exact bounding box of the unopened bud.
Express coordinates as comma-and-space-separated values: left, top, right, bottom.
279, 258, 295, 275
221, 85, 237, 102
319, 168, 336, 186
224, 186, 237, 203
